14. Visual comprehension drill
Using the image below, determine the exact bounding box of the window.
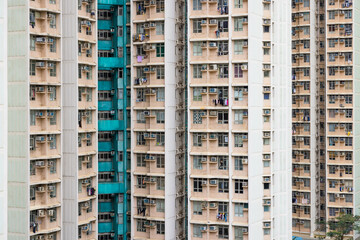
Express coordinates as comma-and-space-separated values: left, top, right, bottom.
234, 134, 246, 147
193, 133, 203, 147
193, 65, 203, 78
156, 177, 165, 190
193, 42, 202, 56
30, 35, 35, 51
30, 161, 35, 175
156, 43, 164, 57
193, 20, 202, 33
234, 110, 245, 124
193, 0, 202, 10
234, 87, 246, 100
156, 22, 164, 35
193, 178, 203, 192
155, 110, 165, 124
156, 0, 164, 12
137, 154, 146, 167
235, 179, 247, 194
30, 187, 36, 201
137, 111, 146, 123
137, 219, 146, 232
218, 64, 229, 78
49, 160, 56, 174
156, 66, 165, 79
193, 225, 204, 238
49, 135, 56, 149
218, 133, 229, 147
49, 38, 56, 52
156, 88, 165, 101
234, 18, 244, 31
218, 179, 229, 193
218, 156, 228, 170
156, 155, 165, 168
193, 200, 206, 216
234, 40, 245, 55
218, 111, 228, 124
193, 110, 204, 124
234, 0, 243, 8
137, 175, 146, 189
234, 156, 246, 170
234, 203, 248, 217
218, 226, 229, 239
137, 132, 146, 145
49, 13, 56, 28
98, 172, 113, 182
156, 132, 165, 146
156, 221, 165, 234
193, 156, 204, 170
49, 62, 56, 77
49, 184, 56, 198
156, 199, 165, 212
30, 61, 36, 76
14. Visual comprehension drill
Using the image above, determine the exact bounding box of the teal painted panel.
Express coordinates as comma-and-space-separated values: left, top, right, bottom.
99, 120, 124, 131
99, 162, 114, 172
99, 57, 124, 68
117, 203, 124, 213
99, 101, 113, 110
117, 141, 124, 151
117, 161, 124, 171
98, 142, 113, 151
117, 99, 124, 108
98, 20, 112, 30
99, 81, 113, 90
118, 78, 124, 87
99, 202, 114, 212
117, 37, 124, 47
117, 16, 124, 26
117, 225, 124, 234
98, 0, 126, 5
98, 182, 125, 194
98, 40, 114, 50
98, 222, 114, 233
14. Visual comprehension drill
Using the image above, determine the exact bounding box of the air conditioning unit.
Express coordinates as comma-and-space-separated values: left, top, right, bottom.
242, 159, 248, 164
48, 210, 54, 216
47, 136, 54, 141
82, 179, 90, 184
241, 64, 248, 70
48, 161, 55, 166
37, 186, 45, 192
201, 180, 208, 185
263, 132, 270, 137
209, 19, 217, 24
264, 222, 271, 227
209, 226, 217, 231
35, 111, 43, 117
36, 62, 46, 68
209, 42, 217, 47
264, 177, 270, 182
200, 226, 207, 231
209, 179, 217, 185
201, 19, 207, 24
209, 202, 217, 208
209, 88, 217, 93
36, 86, 45, 92
209, 64, 218, 70
38, 210, 46, 217
35, 161, 45, 167
210, 156, 217, 162
47, 235, 53, 239
81, 225, 88, 231
48, 185, 55, 191
36, 136, 45, 142
242, 228, 248, 233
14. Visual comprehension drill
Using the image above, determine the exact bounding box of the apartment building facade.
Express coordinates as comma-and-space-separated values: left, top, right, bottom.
7, 0, 98, 239
130, 0, 187, 238
97, 0, 130, 239
292, 0, 360, 239
186, 0, 292, 239
0, 1, 7, 240
187, 0, 291, 239
291, 0, 326, 237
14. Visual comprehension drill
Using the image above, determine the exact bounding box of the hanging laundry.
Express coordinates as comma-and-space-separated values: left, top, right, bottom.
137, 55, 143, 63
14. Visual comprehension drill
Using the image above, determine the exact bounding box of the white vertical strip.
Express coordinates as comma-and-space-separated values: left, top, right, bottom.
270, 0, 292, 239
62, 0, 79, 238
165, 0, 177, 238
0, 1, 7, 239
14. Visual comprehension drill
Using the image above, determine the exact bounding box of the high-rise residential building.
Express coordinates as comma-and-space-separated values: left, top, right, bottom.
291, 0, 326, 238
97, 1, 130, 239
130, 0, 187, 238
0, 1, 7, 240
187, 0, 292, 239
291, 0, 358, 239
6, 0, 98, 239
